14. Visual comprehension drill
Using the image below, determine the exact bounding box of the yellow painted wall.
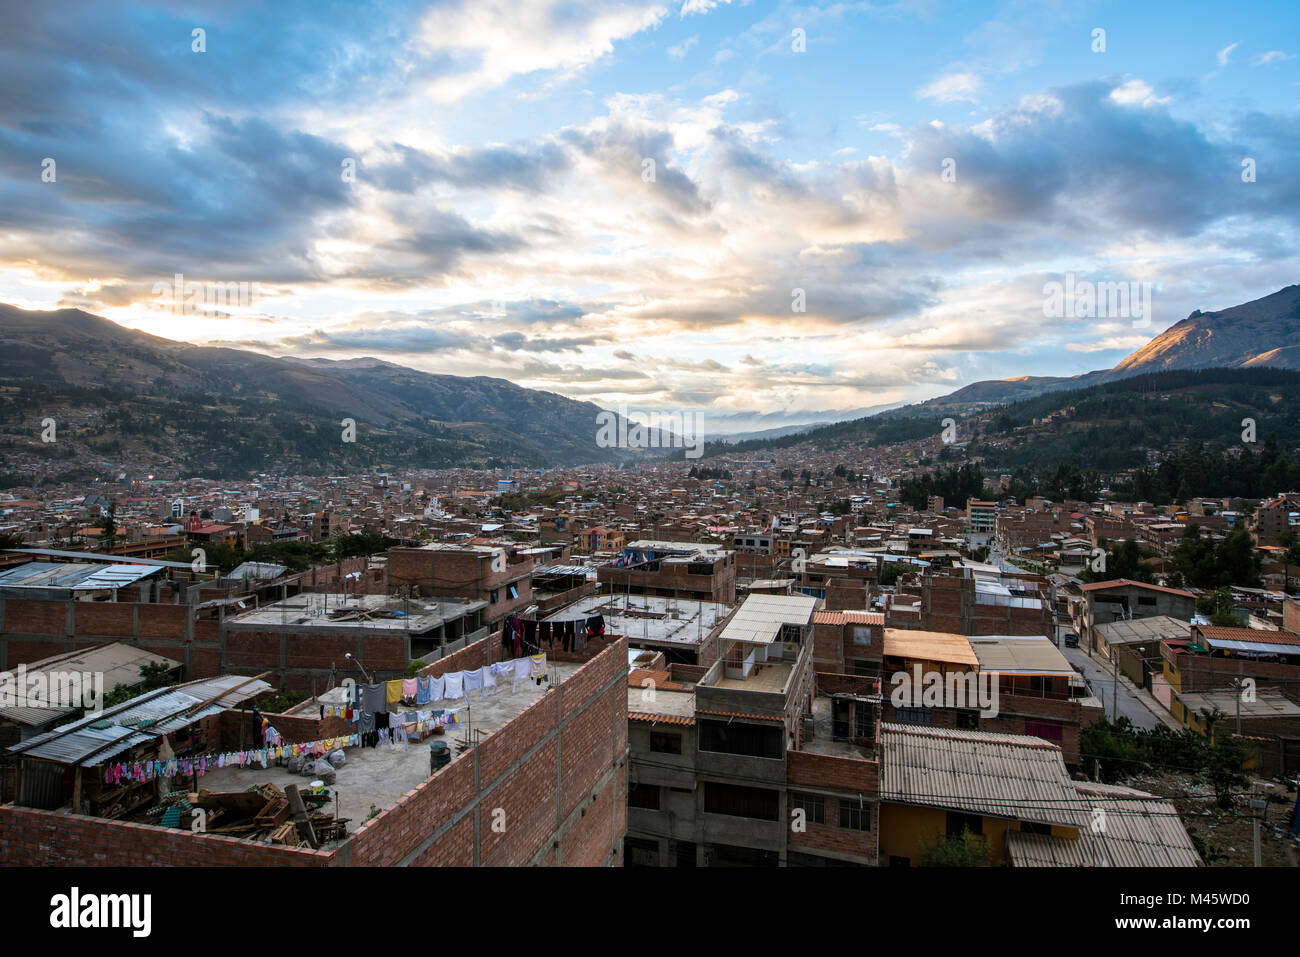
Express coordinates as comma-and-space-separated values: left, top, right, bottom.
880, 802, 1079, 866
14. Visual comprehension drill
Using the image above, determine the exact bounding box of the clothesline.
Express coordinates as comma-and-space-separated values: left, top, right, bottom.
502, 614, 604, 658
97, 729, 366, 785
97, 654, 552, 785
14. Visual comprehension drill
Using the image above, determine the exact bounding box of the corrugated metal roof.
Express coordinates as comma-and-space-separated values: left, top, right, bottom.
8, 674, 271, 766
879, 723, 1089, 828
719, 593, 819, 645
1009, 783, 1200, 867
0, 561, 162, 592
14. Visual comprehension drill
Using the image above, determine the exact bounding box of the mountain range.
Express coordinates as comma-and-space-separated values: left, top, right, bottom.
0, 283, 1296, 478
0, 304, 647, 478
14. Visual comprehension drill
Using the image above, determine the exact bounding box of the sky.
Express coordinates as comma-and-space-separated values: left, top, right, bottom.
2, 0, 1299, 433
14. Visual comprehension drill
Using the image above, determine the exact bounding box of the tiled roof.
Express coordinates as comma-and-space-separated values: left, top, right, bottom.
628, 712, 694, 726
694, 708, 784, 723
627, 669, 685, 692
814, 610, 884, 626
1194, 625, 1300, 646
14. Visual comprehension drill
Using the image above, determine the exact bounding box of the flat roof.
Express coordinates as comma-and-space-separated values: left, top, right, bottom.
544, 594, 731, 647
966, 635, 1075, 677
227, 593, 487, 633
883, 629, 980, 667
1177, 690, 1300, 717
200, 662, 584, 817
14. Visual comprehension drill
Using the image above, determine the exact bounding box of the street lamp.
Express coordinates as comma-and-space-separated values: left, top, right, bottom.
344, 652, 374, 684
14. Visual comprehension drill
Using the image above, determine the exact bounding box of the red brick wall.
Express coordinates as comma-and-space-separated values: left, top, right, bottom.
0, 805, 335, 867
786, 750, 879, 863
348, 637, 628, 867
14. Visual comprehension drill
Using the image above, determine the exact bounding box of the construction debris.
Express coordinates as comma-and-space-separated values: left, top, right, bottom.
137, 782, 348, 846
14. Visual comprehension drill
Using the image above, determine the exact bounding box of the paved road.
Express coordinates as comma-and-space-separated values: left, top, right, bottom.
986, 543, 1178, 729
1060, 644, 1180, 730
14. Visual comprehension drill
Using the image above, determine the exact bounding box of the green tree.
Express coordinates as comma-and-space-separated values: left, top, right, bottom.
1204, 733, 1251, 810
919, 828, 994, 867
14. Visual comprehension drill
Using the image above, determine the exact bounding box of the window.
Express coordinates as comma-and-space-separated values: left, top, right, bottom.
703, 783, 779, 821
1025, 720, 1063, 742
895, 706, 932, 726
955, 708, 980, 730
625, 837, 659, 867
851, 626, 872, 646
853, 702, 875, 739
851, 659, 877, 677
699, 720, 782, 759
628, 783, 661, 810
1020, 821, 1051, 835
839, 801, 872, 831
1137, 596, 1157, 606
489, 589, 499, 604
946, 811, 983, 838
507, 583, 519, 600
791, 792, 826, 825
650, 732, 682, 755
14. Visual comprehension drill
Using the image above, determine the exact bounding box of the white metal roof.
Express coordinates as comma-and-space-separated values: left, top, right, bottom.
718, 593, 819, 645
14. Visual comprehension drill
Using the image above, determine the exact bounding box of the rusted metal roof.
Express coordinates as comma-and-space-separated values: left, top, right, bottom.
9, 674, 271, 766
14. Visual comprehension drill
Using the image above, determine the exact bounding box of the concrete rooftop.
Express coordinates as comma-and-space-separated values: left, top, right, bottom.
200, 660, 583, 836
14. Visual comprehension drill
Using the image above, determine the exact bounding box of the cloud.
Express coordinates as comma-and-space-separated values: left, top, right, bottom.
1251, 50, 1294, 66
668, 35, 699, 59
1217, 42, 1239, 67
917, 72, 982, 103
415, 0, 671, 101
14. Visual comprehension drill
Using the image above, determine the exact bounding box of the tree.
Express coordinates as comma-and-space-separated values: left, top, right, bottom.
99, 502, 118, 551
1079, 537, 1151, 584
1196, 587, 1240, 627
1205, 733, 1251, 810
919, 828, 994, 866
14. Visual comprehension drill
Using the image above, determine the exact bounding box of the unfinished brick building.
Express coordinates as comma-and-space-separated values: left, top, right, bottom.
0, 636, 630, 867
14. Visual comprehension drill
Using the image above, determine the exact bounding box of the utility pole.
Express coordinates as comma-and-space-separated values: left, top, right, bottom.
1111, 648, 1118, 720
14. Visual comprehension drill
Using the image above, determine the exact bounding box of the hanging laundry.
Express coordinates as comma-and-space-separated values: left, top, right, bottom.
464, 667, 484, 697
416, 676, 433, 704
428, 674, 446, 702
362, 682, 386, 714
482, 663, 498, 695
443, 671, 465, 701
386, 679, 404, 707
401, 677, 418, 701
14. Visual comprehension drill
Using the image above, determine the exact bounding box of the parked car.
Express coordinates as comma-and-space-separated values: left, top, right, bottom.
1064, 633, 1079, 648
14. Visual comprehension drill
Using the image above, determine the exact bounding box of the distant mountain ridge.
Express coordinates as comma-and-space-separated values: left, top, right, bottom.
0, 304, 648, 475
906, 284, 1300, 415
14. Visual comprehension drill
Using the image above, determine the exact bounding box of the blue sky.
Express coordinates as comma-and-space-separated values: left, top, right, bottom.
2, 0, 1298, 431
